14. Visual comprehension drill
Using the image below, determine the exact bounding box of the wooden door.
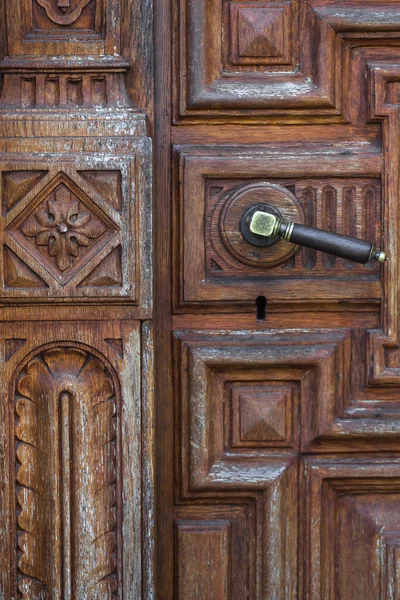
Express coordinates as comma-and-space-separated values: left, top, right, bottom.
2, 0, 400, 599
154, 0, 400, 598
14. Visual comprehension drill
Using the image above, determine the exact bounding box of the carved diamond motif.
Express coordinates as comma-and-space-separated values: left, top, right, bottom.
7, 172, 116, 284
21, 183, 106, 272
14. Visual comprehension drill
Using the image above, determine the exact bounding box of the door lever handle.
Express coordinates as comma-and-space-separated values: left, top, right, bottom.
241, 204, 387, 264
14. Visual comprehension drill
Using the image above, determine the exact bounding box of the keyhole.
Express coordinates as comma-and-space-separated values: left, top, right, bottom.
256, 296, 267, 320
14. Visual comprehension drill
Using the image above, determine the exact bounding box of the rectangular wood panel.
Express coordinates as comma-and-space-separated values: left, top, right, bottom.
174, 144, 382, 309
176, 521, 230, 600
0, 320, 154, 598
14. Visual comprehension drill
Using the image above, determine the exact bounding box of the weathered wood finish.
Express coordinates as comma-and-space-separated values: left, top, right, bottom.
155, 0, 400, 597
4, 0, 400, 597
0, 0, 154, 597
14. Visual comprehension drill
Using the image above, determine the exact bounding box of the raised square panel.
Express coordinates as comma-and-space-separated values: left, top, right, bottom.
175, 0, 400, 121
302, 457, 400, 600
174, 330, 335, 468
175, 0, 336, 121
0, 139, 151, 307
238, 386, 291, 443
229, 382, 294, 447
174, 330, 400, 453
174, 144, 382, 309
239, 388, 287, 442
230, 2, 292, 65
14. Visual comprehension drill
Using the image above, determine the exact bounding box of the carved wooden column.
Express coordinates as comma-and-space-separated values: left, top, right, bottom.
0, 1, 153, 598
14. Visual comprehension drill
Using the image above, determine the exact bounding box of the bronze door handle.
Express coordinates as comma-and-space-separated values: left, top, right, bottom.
240, 204, 387, 265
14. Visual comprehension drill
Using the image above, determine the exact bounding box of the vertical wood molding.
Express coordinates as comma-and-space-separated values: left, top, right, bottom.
0, 0, 153, 597
15, 347, 119, 597
368, 64, 400, 384
0, 0, 152, 316
0, 321, 154, 598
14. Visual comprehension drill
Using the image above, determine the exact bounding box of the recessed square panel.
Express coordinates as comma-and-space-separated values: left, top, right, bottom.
302, 457, 400, 599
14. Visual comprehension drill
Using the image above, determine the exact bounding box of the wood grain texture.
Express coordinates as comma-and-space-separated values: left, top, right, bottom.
367, 65, 400, 385
0, 320, 153, 598
0, 149, 151, 307
16, 347, 118, 597
153, 1, 400, 594
301, 456, 400, 599
176, 521, 230, 600
0, 0, 153, 318
232, 3, 292, 64
5, 0, 400, 595
174, 144, 382, 309
174, 0, 400, 123
0, 0, 154, 596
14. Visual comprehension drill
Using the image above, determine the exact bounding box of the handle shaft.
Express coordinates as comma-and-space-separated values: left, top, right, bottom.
245, 206, 386, 264
286, 223, 374, 264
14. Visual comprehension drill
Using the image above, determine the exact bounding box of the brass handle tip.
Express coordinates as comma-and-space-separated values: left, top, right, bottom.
376, 251, 387, 263
249, 211, 279, 238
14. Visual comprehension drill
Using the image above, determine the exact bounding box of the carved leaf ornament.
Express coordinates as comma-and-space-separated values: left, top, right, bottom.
21, 183, 106, 271
15, 347, 119, 597
35, 0, 93, 25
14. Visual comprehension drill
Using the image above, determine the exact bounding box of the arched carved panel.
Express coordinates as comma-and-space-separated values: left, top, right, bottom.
13, 346, 121, 599
35, 0, 94, 26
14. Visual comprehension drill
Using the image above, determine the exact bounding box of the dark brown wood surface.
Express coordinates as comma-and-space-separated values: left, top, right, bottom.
0, 0, 154, 597
154, 0, 400, 598
1, 0, 400, 598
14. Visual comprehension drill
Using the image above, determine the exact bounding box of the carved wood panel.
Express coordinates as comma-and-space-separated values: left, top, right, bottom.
302, 457, 400, 599
174, 143, 382, 309
6, 0, 116, 55
0, 150, 151, 305
171, 323, 400, 595
153, 0, 400, 597
0, 0, 154, 596
15, 347, 119, 597
0, 320, 154, 599
0, 0, 152, 318
7, 0, 400, 595
174, 0, 400, 122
